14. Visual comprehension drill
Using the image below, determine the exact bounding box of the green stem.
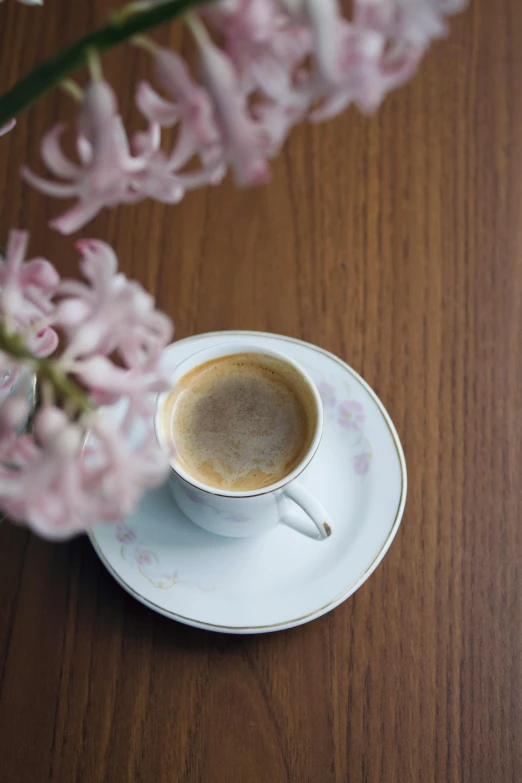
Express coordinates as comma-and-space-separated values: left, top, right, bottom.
0, 0, 213, 128
86, 47, 103, 82
0, 323, 92, 414
60, 79, 84, 102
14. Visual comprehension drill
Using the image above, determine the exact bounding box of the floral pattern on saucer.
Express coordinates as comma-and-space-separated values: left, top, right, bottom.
115, 522, 214, 591
310, 372, 372, 476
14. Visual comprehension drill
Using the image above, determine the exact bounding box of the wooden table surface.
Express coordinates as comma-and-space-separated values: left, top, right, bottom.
0, 1, 521, 781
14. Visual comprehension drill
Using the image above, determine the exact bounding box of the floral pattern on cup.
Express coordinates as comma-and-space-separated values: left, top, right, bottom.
115, 522, 213, 591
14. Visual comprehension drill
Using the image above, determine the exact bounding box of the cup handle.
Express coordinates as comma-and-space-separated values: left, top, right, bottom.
280, 483, 332, 541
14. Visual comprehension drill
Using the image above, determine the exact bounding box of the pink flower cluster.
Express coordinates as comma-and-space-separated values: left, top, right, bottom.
0, 232, 173, 538
23, 0, 466, 233
0, 0, 467, 539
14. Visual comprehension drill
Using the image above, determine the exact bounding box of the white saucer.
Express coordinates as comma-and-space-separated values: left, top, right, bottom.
90, 331, 407, 634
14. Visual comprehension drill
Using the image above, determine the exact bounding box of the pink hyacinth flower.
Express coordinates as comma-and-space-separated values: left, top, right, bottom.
0, 231, 172, 539
215, 0, 311, 99
54, 238, 172, 366
284, 0, 467, 119
0, 407, 90, 538
0, 405, 169, 539
355, 0, 467, 42
211, 0, 312, 155
298, 0, 349, 84
353, 0, 469, 98
191, 17, 271, 186
279, 0, 387, 119
308, 24, 386, 120
71, 355, 168, 430
0, 230, 58, 321
133, 48, 227, 201
131, 110, 225, 204
88, 413, 169, 517
22, 80, 148, 235
137, 47, 221, 168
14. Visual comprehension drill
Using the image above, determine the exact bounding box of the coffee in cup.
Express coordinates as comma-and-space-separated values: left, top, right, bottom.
161, 353, 318, 492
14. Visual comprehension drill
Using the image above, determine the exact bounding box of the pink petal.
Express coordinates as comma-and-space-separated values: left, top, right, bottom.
112, 117, 147, 173
0, 118, 16, 137
75, 238, 118, 278
21, 165, 79, 197
33, 406, 69, 444
73, 355, 125, 390
166, 122, 201, 171
53, 296, 91, 326
0, 395, 29, 435
139, 175, 185, 203
49, 200, 102, 235
177, 162, 227, 190
132, 123, 161, 156
303, 0, 346, 83
198, 38, 270, 186
79, 80, 118, 140
119, 187, 148, 205
254, 101, 304, 156
154, 48, 201, 104
136, 81, 179, 126
11, 433, 38, 462
21, 259, 60, 291
5, 230, 29, 276
40, 123, 80, 179
27, 327, 59, 357
153, 48, 221, 147
77, 135, 92, 164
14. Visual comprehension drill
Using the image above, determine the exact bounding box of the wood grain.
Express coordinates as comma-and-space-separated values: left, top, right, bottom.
0, 1, 521, 781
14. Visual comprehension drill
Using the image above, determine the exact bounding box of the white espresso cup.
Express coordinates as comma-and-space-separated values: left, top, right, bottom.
155, 343, 333, 541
